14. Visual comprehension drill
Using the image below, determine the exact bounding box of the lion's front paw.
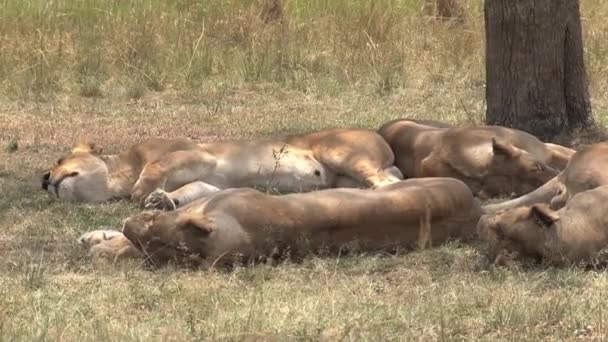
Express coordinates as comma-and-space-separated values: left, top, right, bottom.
370, 179, 396, 189
367, 173, 400, 189
131, 177, 163, 207
144, 188, 177, 211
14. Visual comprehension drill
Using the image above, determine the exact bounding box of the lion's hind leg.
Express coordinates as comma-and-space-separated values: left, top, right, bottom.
354, 162, 405, 189
317, 152, 403, 188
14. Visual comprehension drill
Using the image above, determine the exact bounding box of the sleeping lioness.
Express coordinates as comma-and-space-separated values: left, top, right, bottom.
42, 129, 402, 210
83, 178, 482, 266
484, 142, 608, 213
378, 119, 574, 199
477, 185, 608, 266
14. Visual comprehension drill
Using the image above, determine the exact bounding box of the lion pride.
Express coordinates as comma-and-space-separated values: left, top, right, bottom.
42, 129, 403, 210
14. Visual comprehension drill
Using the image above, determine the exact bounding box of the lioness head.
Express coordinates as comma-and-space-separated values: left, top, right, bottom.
121, 209, 213, 266
477, 203, 558, 265
266, 146, 335, 190
490, 138, 559, 195
41, 142, 111, 202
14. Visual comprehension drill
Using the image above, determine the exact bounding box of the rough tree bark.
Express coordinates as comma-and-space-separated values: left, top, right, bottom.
485, 0, 593, 142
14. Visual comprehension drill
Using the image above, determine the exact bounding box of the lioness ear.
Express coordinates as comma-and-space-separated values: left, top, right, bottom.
73, 141, 103, 155
177, 214, 213, 236
531, 204, 560, 228
492, 138, 520, 158
485, 220, 505, 239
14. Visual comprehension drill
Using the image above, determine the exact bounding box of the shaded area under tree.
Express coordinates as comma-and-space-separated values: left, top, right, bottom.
485, 0, 596, 143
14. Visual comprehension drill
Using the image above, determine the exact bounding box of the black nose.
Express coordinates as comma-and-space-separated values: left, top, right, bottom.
41, 171, 51, 190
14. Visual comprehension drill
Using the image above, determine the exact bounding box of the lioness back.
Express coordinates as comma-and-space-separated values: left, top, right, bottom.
122, 178, 482, 266
379, 120, 563, 198
483, 141, 608, 213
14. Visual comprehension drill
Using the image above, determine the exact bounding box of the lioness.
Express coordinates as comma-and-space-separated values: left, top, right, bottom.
477, 185, 608, 266
484, 142, 608, 213
108, 178, 483, 267
378, 119, 573, 198
42, 129, 402, 210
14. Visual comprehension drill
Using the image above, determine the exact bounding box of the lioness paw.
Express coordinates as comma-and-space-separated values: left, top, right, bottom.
78, 230, 142, 263
370, 178, 397, 189
144, 189, 177, 211
89, 237, 142, 263
78, 229, 123, 248
131, 177, 164, 206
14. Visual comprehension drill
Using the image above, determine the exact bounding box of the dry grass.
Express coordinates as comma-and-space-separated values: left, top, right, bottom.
2, 0, 608, 340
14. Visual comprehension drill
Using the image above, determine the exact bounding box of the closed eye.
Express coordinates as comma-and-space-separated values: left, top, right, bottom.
53, 171, 79, 186
493, 224, 505, 239
52, 171, 80, 195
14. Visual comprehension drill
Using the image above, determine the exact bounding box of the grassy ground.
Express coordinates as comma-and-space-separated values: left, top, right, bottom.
2, 0, 608, 340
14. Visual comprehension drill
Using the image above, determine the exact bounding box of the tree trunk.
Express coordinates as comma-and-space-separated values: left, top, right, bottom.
485, 0, 593, 142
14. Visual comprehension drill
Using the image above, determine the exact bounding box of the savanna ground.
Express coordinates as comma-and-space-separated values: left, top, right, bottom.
2, 0, 608, 340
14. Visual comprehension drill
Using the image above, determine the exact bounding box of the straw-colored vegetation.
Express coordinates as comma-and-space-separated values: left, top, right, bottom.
1, 0, 608, 339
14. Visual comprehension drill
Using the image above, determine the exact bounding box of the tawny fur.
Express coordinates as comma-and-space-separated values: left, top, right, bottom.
478, 185, 608, 266
484, 141, 608, 213
379, 119, 573, 199
119, 178, 483, 267
42, 129, 402, 210
78, 230, 141, 261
